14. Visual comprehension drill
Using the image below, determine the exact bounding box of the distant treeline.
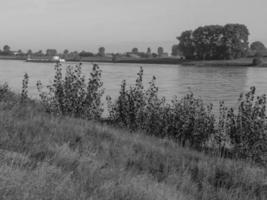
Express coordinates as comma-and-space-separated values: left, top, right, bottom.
0, 45, 170, 61
171, 23, 267, 60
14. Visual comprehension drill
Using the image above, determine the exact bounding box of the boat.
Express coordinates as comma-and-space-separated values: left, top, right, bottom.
26, 56, 66, 63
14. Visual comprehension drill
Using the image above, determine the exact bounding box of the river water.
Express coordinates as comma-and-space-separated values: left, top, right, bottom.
0, 60, 266, 111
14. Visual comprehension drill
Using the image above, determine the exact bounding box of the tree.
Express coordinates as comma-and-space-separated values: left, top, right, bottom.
63, 49, 69, 55
132, 48, 138, 54
79, 51, 94, 57
35, 50, 43, 56
98, 47, 105, 57
171, 45, 180, 56
177, 30, 195, 59
222, 24, 249, 59
17, 49, 23, 55
27, 50, 32, 55
250, 41, 266, 52
157, 47, 164, 57
176, 23, 249, 60
3, 45, 11, 55
146, 47, 151, 55
193, 25, 224, 60
46, 49, 57, 57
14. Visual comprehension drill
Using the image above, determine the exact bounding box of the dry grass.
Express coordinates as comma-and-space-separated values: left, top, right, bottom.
0, 97, 266, 200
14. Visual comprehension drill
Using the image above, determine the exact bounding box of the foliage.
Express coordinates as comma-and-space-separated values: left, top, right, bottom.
107, 68, 267, 163
222, 24, 249, 59
132, 48, 139, 54
79, 51, 94, 57
98, 47, 105, 57
177, 30, 195, 59
3, 65, 267, 165
176, 24, 250, 60
21, 73, 29, 103
37, 63, 104, 120
252, 57, 263, 66
217, 87, 267, 164
171, 44, 181, 56
0, 45, 12, 55
107, 67, 215, 149
250, 41, 266, 52
0, 83, 10, 101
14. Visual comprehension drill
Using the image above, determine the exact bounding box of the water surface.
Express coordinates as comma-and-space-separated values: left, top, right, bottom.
0, 60, 266, 110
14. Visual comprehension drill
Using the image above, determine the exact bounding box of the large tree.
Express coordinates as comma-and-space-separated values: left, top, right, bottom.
175, 23, 249, 60
193, 25, 224, 60
3, 45, 11, 55
157, 47, 164, 56
171, 45, 180, 56
132, 48, 138, 54
222, 24, 249, 59
98, 47, 105, 57
177, 30, 195, 59
250, 41, 266, 52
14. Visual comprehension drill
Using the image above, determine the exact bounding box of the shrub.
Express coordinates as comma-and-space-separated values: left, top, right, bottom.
107, 67, 215, 149
21, 73, 29, 103
218, 87, 267, 164
0, 83, 10, 101
37, 63, 104, 120
252, 57, 263, 66
167, 94, 215, 149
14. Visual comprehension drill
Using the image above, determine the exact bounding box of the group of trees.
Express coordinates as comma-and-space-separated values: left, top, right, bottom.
174, 24, 250, 60
0, 45, 108, 58
129, 47, 167, 58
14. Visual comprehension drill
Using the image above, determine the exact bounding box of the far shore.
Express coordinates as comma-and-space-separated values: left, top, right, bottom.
0, 55, 266, 67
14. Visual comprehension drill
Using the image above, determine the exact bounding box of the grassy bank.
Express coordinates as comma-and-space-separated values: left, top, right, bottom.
0, 84, 266, 199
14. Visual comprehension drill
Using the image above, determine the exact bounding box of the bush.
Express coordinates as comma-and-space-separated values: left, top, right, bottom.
252, 57, 263, 66
21, 73, 29, 103
0, 83, 10, 101
107, 67, 215, 149
218, 87, 267, 164
37, 63, 104, 120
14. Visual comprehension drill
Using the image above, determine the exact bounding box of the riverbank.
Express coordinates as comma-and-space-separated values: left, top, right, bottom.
1, 55, 267, 66
0, 56, 267, 67
180, 58, 267, 67
0, 90, 266, 200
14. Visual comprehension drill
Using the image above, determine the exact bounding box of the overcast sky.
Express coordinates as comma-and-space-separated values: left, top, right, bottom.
0, 0, 266, 53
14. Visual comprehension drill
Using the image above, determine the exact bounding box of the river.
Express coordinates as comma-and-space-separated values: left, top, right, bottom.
0, 60, 266, 111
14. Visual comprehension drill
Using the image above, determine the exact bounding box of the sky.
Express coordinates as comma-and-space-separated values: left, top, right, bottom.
0, 0, 267, 53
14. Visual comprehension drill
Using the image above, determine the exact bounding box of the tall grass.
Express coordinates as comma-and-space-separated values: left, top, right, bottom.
0, 90, 266, 199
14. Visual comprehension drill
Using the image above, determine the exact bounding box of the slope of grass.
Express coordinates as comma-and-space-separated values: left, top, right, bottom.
0, 95, 266, 200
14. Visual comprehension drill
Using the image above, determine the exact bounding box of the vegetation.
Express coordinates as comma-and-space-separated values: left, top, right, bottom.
0, 80, 266, 200
176, 24, 250, 60
251, 41, 266, 52
26, 63, 267, 165
37, 63, 104, 120
106, 67, 267, 164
